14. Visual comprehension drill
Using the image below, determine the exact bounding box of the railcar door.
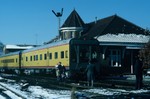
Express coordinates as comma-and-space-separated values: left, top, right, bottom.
19, 51, 23, 74
69, 39, 100, 79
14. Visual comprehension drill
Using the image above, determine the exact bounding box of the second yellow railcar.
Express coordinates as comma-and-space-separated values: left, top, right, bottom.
0, 38, 100, 78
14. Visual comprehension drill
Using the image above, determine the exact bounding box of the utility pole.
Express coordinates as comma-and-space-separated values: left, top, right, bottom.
52, 8, 63, 40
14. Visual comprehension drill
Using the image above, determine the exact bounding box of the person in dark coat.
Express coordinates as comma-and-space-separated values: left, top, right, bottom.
85, 60, 95, 87
134, 56, 143, 89
55, 62, 63, 81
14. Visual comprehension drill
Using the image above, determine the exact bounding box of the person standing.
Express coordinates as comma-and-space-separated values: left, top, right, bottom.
55, 62, 63, 81
85, 60, 95, 87
134, 56, 143, 90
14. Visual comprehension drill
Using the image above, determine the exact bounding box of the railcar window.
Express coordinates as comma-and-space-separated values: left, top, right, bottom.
2, 59, 14, 63
26, 57, 28, 61
34, 55, 36, 61
30, 56, 32, 61
65, 50, 68, 58
16, 58, 17, 63
61, 51, 64, 59
91, 46, 98, 62
55, 52, 58, 59
79, 46, 98, 62
36, 55, 38, 61
40, 54, 42, 60
80, 47, 89, 62
49, 53, 52, 59
44, 53, 47, 60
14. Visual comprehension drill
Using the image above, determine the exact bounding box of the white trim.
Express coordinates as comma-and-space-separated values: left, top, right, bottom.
61, 30, 78, 32
99, 42, 145, 47
100, 42, 144, 49
61, 27, 83, 30
126, 46, 142, 49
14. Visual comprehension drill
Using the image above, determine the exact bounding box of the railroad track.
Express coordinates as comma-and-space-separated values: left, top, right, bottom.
1, 73, 150, 90
0, 74, 89, 90
0, 83, 26, 99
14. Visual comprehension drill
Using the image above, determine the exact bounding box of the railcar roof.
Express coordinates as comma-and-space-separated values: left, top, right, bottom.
22, 39, 72, 53
0, 51, 20, 57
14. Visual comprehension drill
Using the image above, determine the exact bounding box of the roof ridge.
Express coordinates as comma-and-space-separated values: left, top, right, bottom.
99, 15, 118, 35
75, 10, 84, 27
83, 15, 116, 38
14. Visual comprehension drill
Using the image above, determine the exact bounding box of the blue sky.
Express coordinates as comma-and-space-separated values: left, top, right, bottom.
0, 0, 150, 45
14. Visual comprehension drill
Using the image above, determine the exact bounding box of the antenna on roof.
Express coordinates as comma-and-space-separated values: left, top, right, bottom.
52, 8, 63, 40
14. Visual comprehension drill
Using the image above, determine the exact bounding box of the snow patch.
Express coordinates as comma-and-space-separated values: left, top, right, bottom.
84, 88, 121, 96
96, 34, 149, 43
0, 95, 6, 99
84, 88, 150, 96
28, 86, 71, 99
3, 90, 22, 99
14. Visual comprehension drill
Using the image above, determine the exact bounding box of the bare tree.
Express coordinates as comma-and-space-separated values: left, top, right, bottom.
139, 40, 150, 69
144, 27, 150, 35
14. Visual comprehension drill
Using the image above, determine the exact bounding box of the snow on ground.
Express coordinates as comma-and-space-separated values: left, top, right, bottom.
28, 86, 70, 99
83, 88, 150, 96
0, 77, 71, 99
0, 82, 71, 99
0, 95, 5, 99
3, 90, 22, 99
125, 75, 150, 81
0, 76, 150, 99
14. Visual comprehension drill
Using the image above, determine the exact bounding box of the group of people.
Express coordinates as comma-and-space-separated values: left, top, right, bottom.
55, 62, 66, 81
55, 61, 95, 87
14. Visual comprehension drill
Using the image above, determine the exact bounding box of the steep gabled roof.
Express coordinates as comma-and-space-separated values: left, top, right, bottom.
61, 9, 85, 28
83, 15, 115, 38
83, 15, 146, 38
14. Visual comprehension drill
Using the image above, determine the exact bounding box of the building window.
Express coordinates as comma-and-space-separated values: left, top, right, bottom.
109, 49, 121, 67
55, 52, 58, 59
61, 51, 64, 59
49, 53, 52, 59
70, 31, 73, 38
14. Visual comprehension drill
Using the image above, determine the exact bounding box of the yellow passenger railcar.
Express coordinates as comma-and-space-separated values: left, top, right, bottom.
22, 40, 70, 70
